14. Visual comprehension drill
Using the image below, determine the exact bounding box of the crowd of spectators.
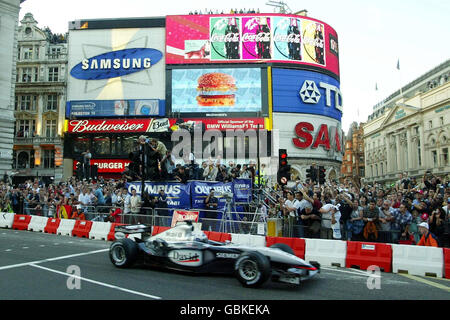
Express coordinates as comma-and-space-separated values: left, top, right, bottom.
1, 164, 449, 248
265, 171, 450, 248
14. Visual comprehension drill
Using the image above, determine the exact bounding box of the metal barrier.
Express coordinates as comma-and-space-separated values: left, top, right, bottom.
15, 205, 450, 247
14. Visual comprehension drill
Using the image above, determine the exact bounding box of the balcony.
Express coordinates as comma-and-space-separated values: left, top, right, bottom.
14, 136, 63, 146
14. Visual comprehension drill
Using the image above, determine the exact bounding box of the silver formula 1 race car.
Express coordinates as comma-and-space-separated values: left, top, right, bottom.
109, 222, 320, 288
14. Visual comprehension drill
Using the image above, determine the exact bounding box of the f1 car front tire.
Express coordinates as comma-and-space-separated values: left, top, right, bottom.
109, 238, 138, 268
234, 251, 271, 288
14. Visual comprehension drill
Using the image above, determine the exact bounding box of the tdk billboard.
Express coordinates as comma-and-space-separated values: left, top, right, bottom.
272, 68, 342, 121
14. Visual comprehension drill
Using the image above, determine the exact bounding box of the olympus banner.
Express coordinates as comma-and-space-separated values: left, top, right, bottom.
125, 179, 252, 210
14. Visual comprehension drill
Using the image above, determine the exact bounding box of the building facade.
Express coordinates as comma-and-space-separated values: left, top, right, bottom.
341, 122, 365, 185
13, 13, 67, 184
363, 59, 450, 184
0, 0, 22, 177
63, 13, 344, 184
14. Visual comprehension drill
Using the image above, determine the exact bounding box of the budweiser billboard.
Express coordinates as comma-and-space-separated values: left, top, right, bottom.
67, 118, 176, 134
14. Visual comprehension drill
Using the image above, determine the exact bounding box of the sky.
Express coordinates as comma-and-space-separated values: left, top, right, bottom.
18, 0, 450, 133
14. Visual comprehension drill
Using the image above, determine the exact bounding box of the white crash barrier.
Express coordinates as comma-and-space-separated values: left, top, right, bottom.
0, 212, 14, 228
392, 244, 444, 278
56, 219, 76, 236
230, 233, 266, 247
304, 238, 347, 267
89, 221, 112, 241
27, 215, 49, 232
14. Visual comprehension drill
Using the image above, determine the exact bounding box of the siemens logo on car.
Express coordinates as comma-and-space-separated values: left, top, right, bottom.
70, 48, 163, 80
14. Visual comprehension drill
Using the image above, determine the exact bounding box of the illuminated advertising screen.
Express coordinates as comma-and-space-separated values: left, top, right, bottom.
67, 27, 166, 115
272, 68, 342, 121
166, 14, 339, 78
66, 99, 165, 118
169, 67, 268, 117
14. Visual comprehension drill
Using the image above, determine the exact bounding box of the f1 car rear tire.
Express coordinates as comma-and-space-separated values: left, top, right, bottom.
270, 243, 295, 255
234, 251, 271, 288
110, 238, 138, 268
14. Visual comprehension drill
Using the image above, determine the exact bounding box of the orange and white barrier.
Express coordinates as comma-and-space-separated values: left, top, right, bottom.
266, 236, 306, 259
56, 219, 76, 236
27, 215, 49, 232
0, 212, 14, 228
89, 221, 112, 241
304, 238, 347, 267
72, 220, 93, 238
392, 244, 444, 278
346, 241, 393, 273
12, 214, 32, 231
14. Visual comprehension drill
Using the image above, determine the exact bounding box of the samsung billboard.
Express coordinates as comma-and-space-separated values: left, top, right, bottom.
271, 68, 342, 121
67, 27, 166, 116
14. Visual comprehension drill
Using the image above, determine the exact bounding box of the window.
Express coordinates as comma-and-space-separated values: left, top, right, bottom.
17, 151, 29, 169
21, 67, 32, 82
50, 47, 61, 59
442, 148, 448, 166
43, 150, 55, 168
48, 67, 59, 82
45, 120, 57, 137
73, 136, 90, 154
440, 117, 444, 126
417, 139, 422, 166
34, 46, 39, 60
414, 126, 419, 135
347, 154, 351, 161
429, 120, 433, 129
19, 95, 37, 111
46, 95, 58, 111
22, 46, 33, 60
16, 119, 36, 137
122, 136, 137, 155
111, 136, 121, 155
93, 136, 110, 155
432, 150, 437, 166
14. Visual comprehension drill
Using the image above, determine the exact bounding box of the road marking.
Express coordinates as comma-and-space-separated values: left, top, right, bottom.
399, 274, 450, 292
29, 264, 162, 300
0, 249, 109, 271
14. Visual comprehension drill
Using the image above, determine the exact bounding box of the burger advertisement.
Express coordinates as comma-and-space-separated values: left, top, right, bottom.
169, 67, 268, 117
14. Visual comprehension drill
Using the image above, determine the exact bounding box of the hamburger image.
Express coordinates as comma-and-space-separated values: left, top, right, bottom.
196, 72, 237, 106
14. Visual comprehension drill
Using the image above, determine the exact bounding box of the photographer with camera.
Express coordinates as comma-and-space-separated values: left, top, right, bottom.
204, 188, 219, 231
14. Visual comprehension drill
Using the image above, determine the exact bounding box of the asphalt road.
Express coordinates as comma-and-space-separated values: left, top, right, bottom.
1, 228, 449, 303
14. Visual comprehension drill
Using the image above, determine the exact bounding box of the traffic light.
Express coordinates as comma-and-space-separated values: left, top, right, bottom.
306, 165, 317, 183
279, 149, 288, 167
277, 149, 290, 186
318, 166, 326, 185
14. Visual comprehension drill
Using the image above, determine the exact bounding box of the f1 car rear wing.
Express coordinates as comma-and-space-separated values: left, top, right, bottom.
114, 224, 152, 234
